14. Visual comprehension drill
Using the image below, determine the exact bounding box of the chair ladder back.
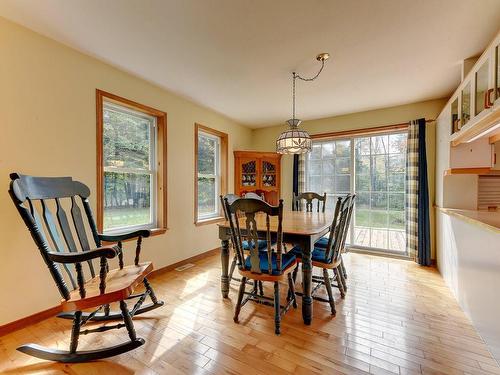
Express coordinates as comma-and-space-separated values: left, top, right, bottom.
9, 173, 103, 301
220, 194, 240, 220
223, 198, 245, 269
55, 198, 79, 253
294, 192, 326, 212
226, 198, 284, 275
243, 192, 264, 200
71, 196, 96, 277
18, 196, 72, 300
323, 197, 342, 262
275, 203, 284, 271
338, 195, 355, 255
329, 195, 353, 262
244, 211, 263, 274
81, 196, 102, 248
41, 199, 77, 290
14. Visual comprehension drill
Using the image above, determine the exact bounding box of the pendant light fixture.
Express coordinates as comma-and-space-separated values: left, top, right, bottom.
276, 53, 330, 154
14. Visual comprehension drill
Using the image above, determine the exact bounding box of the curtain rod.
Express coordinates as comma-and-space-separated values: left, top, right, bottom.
391, 118, 436, 126
311, 118, 436, 140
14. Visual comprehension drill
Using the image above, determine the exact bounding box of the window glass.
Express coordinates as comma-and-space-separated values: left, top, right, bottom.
103, 103, 156, 232
197, 131, 221, 220
306, 131, 408, 254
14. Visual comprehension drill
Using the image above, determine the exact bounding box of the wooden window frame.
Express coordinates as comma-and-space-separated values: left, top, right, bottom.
311, 123, 409, 140
194, 123, 228, 226
96, 89, 167, 236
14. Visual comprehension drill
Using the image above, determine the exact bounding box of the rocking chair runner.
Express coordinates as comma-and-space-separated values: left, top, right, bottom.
8, 173, 164, 362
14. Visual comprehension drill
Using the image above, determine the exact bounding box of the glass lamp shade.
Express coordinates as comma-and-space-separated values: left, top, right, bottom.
276, 127, 312, 154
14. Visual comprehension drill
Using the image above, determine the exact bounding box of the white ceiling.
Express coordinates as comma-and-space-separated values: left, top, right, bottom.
1, 0, 499, 128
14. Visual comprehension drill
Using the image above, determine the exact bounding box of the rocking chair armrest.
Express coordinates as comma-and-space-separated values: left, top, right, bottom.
47, 247, 118, 264
98, 229, 151, 243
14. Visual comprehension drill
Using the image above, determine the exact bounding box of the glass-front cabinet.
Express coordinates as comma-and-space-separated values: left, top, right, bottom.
234, 151, 281, 204
461, 82, 471, 127
496, 45, 500, 104
451, 97, 459, 134
475, 60, 490, 116
448, 36, 500, 141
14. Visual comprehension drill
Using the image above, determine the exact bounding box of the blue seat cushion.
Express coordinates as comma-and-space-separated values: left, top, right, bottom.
289, 245, 329, 263
242, 239, 268, 251
314, 237, 329, 248
244, 252, 296, 275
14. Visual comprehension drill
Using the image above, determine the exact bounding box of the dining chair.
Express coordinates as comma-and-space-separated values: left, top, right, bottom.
292, 192, 327, 212
220, 194, 266, 295
313, 194, 353, 285
290, 194, 355, 315
223, 197, 298, 335
244, 191, 265, 200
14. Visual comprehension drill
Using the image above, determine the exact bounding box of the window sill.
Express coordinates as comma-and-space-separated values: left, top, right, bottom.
101, 227, 167, 244
195, 217, 225, 226
150, 227, 168, 236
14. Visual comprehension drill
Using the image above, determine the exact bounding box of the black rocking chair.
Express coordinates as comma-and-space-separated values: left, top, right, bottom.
8, 173, 164, 362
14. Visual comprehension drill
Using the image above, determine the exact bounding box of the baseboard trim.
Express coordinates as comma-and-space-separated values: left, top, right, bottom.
0, 305, 62, 337
0, 247, 220, 337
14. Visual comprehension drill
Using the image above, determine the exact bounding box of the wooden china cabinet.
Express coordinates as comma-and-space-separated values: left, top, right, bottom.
234, 151, 282, 205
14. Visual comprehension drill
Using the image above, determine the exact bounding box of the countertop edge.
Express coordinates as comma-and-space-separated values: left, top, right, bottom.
435, 207, 500, 234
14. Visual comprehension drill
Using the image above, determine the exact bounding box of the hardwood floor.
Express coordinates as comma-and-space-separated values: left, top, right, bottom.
1, 253, 499, 374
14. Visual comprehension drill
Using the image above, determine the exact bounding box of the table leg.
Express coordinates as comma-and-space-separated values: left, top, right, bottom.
300, 239, 313, 325
221, 239, 230, 298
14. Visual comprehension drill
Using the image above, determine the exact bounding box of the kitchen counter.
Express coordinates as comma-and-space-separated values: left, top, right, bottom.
437, 207, 500, 233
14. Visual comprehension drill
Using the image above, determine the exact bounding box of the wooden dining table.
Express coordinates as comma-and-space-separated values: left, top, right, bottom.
218, 210, 334, 325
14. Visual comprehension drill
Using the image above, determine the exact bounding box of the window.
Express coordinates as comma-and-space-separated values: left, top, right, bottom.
97, 90, 167, 234
306, 129, 408, 254
195, 123, 228, 225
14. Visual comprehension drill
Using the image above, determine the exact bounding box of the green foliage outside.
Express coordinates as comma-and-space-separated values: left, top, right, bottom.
103, 107, 153, 230
197, 134, 217, 215
355, 209, 405, 230
104, 207, 150, 230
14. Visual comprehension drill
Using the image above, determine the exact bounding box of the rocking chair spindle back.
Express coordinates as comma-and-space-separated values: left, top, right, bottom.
8, 173, 164, 362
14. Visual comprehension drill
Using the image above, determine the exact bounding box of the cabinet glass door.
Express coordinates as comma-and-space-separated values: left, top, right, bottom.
261, 159, 277, 187
461, 82, 471, 126
475, 60, 489, 115
241, 159, 257, 187
451, 97, 459, 134
496, 45, 500, 102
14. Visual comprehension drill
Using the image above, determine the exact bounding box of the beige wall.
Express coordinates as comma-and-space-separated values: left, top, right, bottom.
251, 98, 448, 258
0, 17, 252, 325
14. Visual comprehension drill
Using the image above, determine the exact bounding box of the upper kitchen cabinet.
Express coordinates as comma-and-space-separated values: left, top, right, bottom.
448, 31, 500, 147
475, 59, 489, 116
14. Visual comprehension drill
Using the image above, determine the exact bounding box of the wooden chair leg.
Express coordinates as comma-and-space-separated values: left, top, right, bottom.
292, 264, 299, 284
273, 281, 281, 335
119, 301, 137, 341
69, 311, 82, 353
258, 281, 264, 296
340, 258, 348, 280
228, 256, 237, 282
337, 264, 348, 294
323, 268, 336, 316
334, 268, 346, 299
234, 277, 247, 323
287, 273, 297, 308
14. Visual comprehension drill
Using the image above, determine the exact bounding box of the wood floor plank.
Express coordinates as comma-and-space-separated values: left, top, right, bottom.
0, 253, 498, 375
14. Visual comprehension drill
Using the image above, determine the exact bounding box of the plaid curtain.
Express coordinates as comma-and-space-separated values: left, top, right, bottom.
292, 154, 306, 208
298, 153, 306, 193
406, 118, 431, 265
